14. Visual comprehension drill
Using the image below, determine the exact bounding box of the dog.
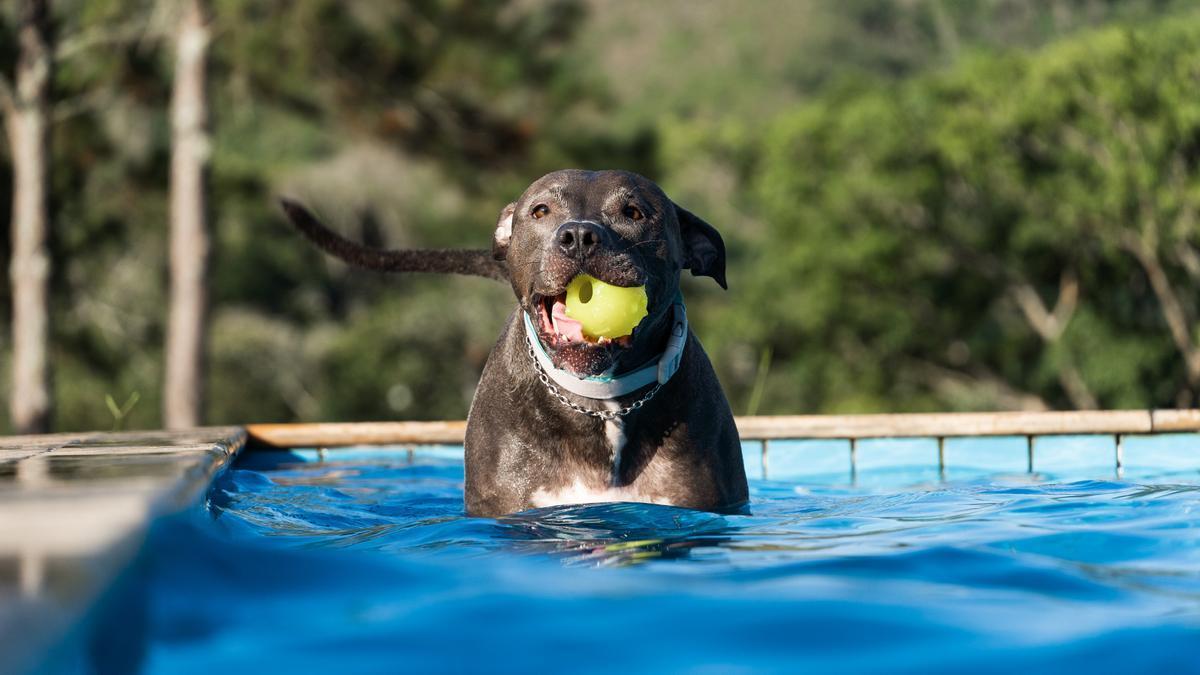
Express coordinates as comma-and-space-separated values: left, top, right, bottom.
283, 169, 749, 517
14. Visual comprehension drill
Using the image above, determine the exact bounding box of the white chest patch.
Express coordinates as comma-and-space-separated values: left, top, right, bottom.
529, 479, 676, 509
603, 401, 626, 486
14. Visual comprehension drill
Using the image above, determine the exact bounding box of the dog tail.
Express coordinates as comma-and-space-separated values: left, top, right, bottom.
280, 198, 508, 282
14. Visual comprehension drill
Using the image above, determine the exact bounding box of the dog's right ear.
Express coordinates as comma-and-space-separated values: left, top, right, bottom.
492, 202, 516, 261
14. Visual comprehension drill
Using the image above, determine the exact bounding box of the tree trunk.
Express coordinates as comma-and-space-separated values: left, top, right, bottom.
5, 0, 54, 435
164, 0, 210, 429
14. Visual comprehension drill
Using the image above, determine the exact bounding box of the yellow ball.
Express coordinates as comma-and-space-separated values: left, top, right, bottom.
564, 274, 648, 339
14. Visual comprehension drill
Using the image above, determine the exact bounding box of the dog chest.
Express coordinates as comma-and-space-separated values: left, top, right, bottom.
528, 478, 678, 509
528, 419, 683, 509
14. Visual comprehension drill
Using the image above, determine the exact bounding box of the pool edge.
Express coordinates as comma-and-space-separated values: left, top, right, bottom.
0, 426, 246, 675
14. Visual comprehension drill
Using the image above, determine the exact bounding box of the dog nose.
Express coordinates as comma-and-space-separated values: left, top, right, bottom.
556, 221, 605, 259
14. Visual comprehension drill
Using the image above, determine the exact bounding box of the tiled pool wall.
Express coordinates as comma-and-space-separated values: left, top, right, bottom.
276, 432, 1200, 486
741, 433, 1200, 484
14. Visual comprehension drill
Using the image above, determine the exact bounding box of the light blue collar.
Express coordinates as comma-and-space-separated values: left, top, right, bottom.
523, 302, 687, 400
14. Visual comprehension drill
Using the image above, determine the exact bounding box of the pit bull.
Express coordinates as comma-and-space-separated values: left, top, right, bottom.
283, 169, 748, 517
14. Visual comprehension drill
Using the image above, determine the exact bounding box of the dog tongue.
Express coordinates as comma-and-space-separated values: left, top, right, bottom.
551, 299, 585, 342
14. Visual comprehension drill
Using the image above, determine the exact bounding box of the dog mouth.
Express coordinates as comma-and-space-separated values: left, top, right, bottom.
531, 292, 636, 350
526, 260, 650, 374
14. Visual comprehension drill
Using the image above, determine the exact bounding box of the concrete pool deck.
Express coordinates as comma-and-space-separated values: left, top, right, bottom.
0, 427, 246, 674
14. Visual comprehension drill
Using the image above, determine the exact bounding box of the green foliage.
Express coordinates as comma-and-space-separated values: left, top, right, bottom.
105, 390, 141, 430
3, 0, 1199, 431
733, 14, 1200, 412
2, 0, 607, 430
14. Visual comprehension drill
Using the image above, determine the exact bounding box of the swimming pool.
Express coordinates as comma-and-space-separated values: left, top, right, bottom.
105, 437, 1200, 673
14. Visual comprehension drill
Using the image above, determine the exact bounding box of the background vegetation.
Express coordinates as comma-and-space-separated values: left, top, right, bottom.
1, 0, 1198, 431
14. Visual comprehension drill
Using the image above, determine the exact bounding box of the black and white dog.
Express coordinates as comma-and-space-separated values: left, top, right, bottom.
284, 169, 748, 517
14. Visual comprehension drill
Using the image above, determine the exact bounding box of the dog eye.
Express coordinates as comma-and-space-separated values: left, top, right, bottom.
623, 205, 644, 221
531, 204, 550, 219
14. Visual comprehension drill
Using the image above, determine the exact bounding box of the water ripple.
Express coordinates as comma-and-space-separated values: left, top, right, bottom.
126, 447, 1200, 674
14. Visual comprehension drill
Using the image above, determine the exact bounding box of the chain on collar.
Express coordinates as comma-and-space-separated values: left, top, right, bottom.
526, 343, 662, 420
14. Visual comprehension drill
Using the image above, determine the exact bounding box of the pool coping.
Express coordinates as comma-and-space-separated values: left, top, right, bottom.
0, 426, 246, 675
244, 409, 1200, 446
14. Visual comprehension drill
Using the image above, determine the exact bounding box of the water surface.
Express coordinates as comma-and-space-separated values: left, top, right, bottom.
135, 438, 1200, 673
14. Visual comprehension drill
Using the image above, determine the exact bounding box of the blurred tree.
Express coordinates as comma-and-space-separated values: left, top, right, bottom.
164, 0, 210, 428
2, 0, 54, 434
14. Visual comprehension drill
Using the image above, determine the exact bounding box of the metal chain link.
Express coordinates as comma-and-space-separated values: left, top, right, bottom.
527, 344, 661, 420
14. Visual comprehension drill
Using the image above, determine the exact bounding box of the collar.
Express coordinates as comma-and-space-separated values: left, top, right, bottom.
522, 301, 687, 400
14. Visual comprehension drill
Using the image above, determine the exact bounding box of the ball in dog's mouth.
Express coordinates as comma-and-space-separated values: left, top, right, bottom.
529, 291, 638, 375
534, 292, 635, 349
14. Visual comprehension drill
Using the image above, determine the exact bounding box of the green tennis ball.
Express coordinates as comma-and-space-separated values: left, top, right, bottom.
564, 274, 648, 339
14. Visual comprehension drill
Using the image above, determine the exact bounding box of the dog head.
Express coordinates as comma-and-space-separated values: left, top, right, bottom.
493, 169, 726, 376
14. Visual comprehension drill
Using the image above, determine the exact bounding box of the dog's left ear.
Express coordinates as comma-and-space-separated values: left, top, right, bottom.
492, 202, 516, 261
674, 204, 728, 290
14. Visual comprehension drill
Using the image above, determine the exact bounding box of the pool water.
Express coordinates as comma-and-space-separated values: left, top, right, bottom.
126, 438, 1200, 674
